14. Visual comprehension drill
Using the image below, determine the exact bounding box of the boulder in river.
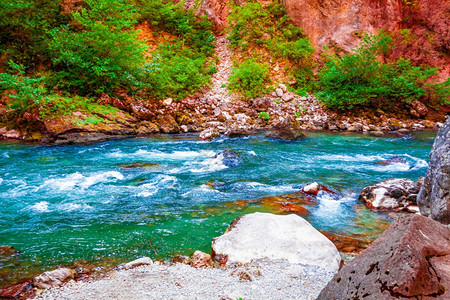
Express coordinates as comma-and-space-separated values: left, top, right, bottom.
33, 268, 76, 289
317, 214, 450, 299
214, 150, 241, 168
359, 178, 422, 211
265, 117, 305, 141
418, 117, 450, 224
211, 212, 342, 272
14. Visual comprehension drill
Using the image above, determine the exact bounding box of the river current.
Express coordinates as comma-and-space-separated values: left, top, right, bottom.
0, 132, 435, 286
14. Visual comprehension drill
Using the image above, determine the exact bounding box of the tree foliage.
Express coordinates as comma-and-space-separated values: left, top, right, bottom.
316, 32, 446, 110
48, 0, 148, 95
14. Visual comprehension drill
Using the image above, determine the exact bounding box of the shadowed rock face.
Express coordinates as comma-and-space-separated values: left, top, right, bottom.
317, 214, 450, 299
418, 118, 450, 224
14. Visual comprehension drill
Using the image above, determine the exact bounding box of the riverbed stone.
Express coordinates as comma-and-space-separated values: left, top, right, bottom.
211, 212, 342, 272
199, 127, 220, 141
265, 117, 305, 140
0, 281, 34, 299
214, 150, 241, 168
302, 182, 319, 195
317, 214, 450, 299
33, 268, 76, 289
156, 115, 179, 134
275, 88, 283, 97
191, 251, 213, 269
359, 178, 421, 211
418, 118, 450, 224
124, 257, 153, 270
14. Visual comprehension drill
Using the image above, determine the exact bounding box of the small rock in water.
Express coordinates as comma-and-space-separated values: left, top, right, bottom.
375, 155, 407, 166
214, 150, 241, 168
302, 182, 319, 195
191, 251, 212, 269
33, 268, 76, 289
124, 257, 153, 270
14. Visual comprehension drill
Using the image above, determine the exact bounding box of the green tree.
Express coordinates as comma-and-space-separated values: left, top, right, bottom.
48, 0, 148, 95
316, 32, 443, 110
0, 0, 66, 69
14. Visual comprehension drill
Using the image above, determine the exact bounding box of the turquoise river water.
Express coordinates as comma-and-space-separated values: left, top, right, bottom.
0, 132, 435, 286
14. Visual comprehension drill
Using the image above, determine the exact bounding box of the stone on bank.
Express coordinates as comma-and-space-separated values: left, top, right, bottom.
211, 212, 342, 272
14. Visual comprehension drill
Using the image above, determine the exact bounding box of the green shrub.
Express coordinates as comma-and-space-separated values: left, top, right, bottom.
259, 111, 270, 120
0, 61, 46, 113
48, 0, 147, 95
144, 42, 212, 99
228, 59, 270, 98
136, 0, 215, 56
316, 32, 445, 110
229, 0, 314, 91
0, 0, 67, 69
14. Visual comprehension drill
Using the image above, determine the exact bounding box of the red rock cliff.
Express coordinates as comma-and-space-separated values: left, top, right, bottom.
284, 0, 449, 77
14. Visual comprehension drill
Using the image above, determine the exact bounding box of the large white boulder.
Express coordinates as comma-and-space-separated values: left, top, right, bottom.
211, 212, 342, 272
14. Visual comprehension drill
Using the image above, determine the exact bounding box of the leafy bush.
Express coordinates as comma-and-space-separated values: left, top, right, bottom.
229, 0, 314, 91
136, 0, 215, 56
228, 59, 270, 98
144, 42, 212, 99
316, 32, 444, 110
48, 0, 147, 95
0, 61, 46, 113
0, 0, 67, 69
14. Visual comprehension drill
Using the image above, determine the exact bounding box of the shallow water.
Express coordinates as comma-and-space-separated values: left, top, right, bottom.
0, 132, 435, 286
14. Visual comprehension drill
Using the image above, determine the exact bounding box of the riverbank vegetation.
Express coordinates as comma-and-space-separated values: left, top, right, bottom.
0, 0, 448, 126
0, 0, 215, 122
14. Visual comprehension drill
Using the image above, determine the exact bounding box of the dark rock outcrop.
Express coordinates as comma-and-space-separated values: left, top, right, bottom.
215, 150, 241, 168
359, 178, 422, 211
318, 214, 450, 300
418, 118, 450, 224
265, 117, 305, 141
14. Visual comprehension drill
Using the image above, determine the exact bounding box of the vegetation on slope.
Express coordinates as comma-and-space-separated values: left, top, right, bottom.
227, 0, 315, 98
0, 0, 215, 124
316, 32, 450, 110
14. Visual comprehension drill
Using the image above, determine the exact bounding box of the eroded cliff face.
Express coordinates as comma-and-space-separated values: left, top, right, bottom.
204, 0, 449, 78
284, 0, 449, 77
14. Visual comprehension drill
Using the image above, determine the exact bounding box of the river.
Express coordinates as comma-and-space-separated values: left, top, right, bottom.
0, 132, 435, 286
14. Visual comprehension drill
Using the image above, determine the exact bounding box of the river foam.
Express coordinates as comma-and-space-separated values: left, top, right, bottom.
40, 171, 124, 191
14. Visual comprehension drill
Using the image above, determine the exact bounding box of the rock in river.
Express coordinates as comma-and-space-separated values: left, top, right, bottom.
214, 150, 241, 168
359, 178, 421, 211
265, 117, 305, 141
317, 214, 450, 299
418, 117, 450, 224
211, 212, 342, 272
